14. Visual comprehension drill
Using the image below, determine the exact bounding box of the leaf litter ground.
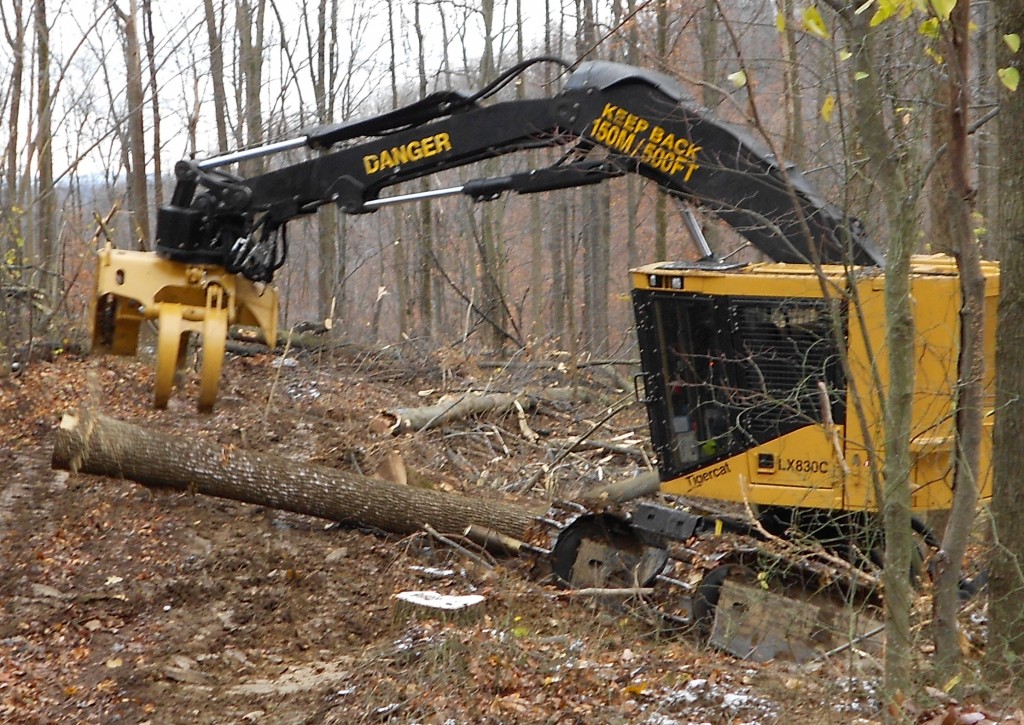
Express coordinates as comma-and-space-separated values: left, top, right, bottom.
1, 347, 1020, 723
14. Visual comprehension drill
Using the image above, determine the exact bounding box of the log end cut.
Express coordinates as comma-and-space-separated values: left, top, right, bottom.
52, 411, 90, 474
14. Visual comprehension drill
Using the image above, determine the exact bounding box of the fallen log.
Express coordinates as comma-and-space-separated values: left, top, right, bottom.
228, 325, 336, 351
546, 437, 647, 460
477, 359, 640, 370
376, 387, 600, 435
52, 410, 539, 541
582, 470, 662, 504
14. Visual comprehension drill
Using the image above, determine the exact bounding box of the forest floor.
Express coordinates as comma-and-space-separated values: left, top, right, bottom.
1, 341, 1021, 724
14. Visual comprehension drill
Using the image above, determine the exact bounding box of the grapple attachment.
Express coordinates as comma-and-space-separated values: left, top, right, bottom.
91, 244, 278, 411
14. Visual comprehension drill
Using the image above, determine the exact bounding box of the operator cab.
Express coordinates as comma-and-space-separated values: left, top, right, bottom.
632, 270, 847, 482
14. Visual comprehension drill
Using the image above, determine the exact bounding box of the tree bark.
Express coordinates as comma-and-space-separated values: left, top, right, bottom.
477, 0, 510, 353
34, 0, 56, 286
238, 0, 267, 174
987, 0, 1024, 688
653, 0, 669, 261
414, 0, 435, 339
115, 0, 151, 247
583, 470, 661, 504
203, 0, 230, 152
932, 0, 983, 684
142, 0, 163, 209
778, 0, 804, 166
838, 9, 924, 708
378, 387, 599, 435
3, 0, 24, 235
52, 411, 537, 542
0, 0, 25, 376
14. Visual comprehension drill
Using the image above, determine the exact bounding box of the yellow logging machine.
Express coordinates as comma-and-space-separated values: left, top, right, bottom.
92, 58, 994, 660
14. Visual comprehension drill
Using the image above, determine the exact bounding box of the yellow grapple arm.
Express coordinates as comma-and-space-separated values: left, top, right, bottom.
91, 243, 277, 411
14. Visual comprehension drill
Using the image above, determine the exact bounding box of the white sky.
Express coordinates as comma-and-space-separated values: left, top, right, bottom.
40, 0, 568, 179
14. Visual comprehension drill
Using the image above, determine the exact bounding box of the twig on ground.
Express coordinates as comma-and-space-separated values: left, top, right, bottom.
553, 587, 656, 598
423, 524, 496, 570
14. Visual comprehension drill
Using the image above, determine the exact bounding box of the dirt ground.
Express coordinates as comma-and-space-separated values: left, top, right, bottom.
1, 345, 1019, 724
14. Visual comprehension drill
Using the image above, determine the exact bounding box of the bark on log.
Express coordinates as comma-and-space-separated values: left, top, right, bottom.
378, 387, 600, 435
228, 325, 330, 350
582, 470, 662, 504
477, 359, 640, 370
547, 437, 647, 460
51, 410, 538, 541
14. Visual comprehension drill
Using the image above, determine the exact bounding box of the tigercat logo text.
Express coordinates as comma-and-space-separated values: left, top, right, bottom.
685, 462, 730, 487
363, 132, 453, 175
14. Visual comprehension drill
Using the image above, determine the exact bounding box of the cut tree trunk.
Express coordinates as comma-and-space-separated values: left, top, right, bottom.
583, 470, 661, 504
378, 388, 599, 435
51, 410, 538, 542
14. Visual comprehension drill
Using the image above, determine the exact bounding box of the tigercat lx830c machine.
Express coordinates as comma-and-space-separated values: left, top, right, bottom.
91, 57, 997, 661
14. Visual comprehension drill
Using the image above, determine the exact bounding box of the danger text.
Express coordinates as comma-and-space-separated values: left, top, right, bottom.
363, 132, 453, 175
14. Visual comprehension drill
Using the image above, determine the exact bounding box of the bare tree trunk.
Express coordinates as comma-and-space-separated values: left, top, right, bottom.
52, 411, 537, 542
777, 0, 804, 166
203, 0, 230, 152
34, 0, 57, 288
653, 0, 668, 261
529, 188, 544, 343
414, 0, 435, 339
386, 0, 410, 338
548, 189, 567, 339
530, 0, 555, 338
3, 0, 24, 234
142, 0, 163, 208
932, 0, 984, 684
839, 10, 923, 707
563, 198, 578, 358
576, 0, 609, 356
238, 0, 267, 174
114, 0, 151, 247
697, 1, 722, 110
476, 0, 510, 352
986, 0, 1024, 689
2, 0, 26, 377
974, 1, 997, 258
310, 0, 339, 324
621, 0, 640, 268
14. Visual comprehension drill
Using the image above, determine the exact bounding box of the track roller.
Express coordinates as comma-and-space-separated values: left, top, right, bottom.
692, 553, 883, 663
550, 513, 668, 589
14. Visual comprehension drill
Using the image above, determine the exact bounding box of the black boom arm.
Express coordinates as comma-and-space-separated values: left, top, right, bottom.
155, 59, 882, 281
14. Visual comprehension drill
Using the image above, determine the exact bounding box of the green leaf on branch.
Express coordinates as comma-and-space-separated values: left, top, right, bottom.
929, 0, 956, 21
918, 17, 940, 38
998, 67, 1020, 91
870, 0, 923, 25
820, 94, 836, 123
1004, 33, 1021, 53
727, 70, 747, 88
801, 6, 831, 39
870, 0, 897, 26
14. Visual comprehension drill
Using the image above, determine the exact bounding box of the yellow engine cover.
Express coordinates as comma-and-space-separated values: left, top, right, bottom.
632, 255, 998, 513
